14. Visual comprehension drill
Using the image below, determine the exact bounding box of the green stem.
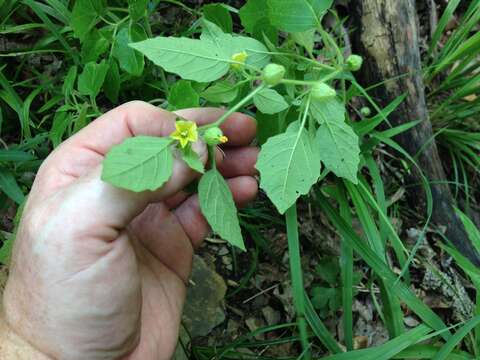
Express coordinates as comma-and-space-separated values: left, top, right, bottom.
202, 83, 267, 129
285, 205, 311, 360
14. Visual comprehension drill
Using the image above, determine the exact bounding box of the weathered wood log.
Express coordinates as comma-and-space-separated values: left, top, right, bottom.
349, 0, 480, 266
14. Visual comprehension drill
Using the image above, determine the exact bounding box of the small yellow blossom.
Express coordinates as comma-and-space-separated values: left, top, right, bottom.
231, 51, 248, 69
170, 120, 198, 148
218, 135, 228, 144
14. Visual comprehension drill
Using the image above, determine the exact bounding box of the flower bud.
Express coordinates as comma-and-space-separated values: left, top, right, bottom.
310, 82, 336, 100
231, 51, 248, 70
203, 127, 228, 145
346, 54, 363, 71
360, 106, 371, 117
262, 63, 286, 86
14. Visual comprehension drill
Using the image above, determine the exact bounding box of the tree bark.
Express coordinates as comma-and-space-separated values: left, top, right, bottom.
349, 0, 480, 266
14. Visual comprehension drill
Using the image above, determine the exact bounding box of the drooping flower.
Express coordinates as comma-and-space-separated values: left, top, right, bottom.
171, 120, 198, 148
231, 51, 248, 69
203, 127, 228, 145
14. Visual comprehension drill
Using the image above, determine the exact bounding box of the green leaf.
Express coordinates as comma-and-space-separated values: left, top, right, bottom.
62, 65, 77, 100
323, 325, 432, 360
256, 124, 321, 213
239, 0, 269, 33
0, 232, 13, 264
231, 35, 271, 70
81, 28, 109, 63
198, 169, 245, 250
130, 32, 270, 82
310, 97, 345, 124
253, 88, 289, 114
49, 111, 71, 147
128, 0, 148, 21
78, 60, 108, 98
316, 257, 339, 285
104, 60, 120, 103
102, 136, 174, 192
168, 80, 199, 110
0, 169, 24, 204
113, 25, 146, 76
180, 146, 204, 174
433, 316, 480, 360
130, 36, 231, 82
0, 150, 35, 162
71, 0, 104, 41
201, 81, 239, 103
316, 120, 360, 183
203, 4, 232, 33
291, 29, 315, 54
267, 0, 332, 32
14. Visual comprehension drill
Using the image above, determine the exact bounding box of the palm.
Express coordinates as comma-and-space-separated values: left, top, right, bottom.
3, 102, 259, 360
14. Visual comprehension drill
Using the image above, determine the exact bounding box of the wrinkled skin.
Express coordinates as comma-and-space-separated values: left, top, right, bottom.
3, 102, 259, 360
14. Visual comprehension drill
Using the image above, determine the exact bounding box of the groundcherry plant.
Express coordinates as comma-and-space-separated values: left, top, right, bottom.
101, 2, 362, 357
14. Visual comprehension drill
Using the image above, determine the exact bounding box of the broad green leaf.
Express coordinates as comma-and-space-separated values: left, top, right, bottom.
267, 0, 332, 32
203, 4, 232, 33
323, 325, 431, 360
254, 88, 289, 114
201, 81, 239, 103
310, 97, 345, 124
128, 0, 148, 21
256, 112, 282, 145
198, 169, 245, 250
168, 80, 199, 110
239, 0, 268, 33
256, 124, 321, 213
102, 136, 174, 192
71, 0, 104, 41
0, 150, 35, 162
104, 60, 120, 103
78, 60, 108, 98
130, 32, 270, 82
130, 37, 231, 82
0, 169, 24, 204
49, 111, 71, 147
81, 28, 109, 63
180, 146, 204, 174
291, 29, 315, 54
316, 121, 360, 183
231, 35, 271, 70
113, 25, 146, 76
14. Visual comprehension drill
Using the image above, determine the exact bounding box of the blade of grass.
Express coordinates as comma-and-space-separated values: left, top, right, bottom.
285, 204, 310, 360
336, 181, 354, 350
322, 325, 432, 360
433, 316, 480, 360
313, 189, 450, 340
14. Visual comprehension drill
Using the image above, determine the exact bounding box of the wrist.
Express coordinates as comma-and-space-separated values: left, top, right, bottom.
0, 310, 51, 360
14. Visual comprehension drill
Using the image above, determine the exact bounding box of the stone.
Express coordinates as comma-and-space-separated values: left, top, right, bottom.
182, 255, 227, 338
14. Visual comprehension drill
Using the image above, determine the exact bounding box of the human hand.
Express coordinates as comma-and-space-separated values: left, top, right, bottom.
2, 101, 259, 359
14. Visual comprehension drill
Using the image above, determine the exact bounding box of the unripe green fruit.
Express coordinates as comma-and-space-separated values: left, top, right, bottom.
360, 106, 371, 117
310, 82, 336, 100
346, 54, 363, 71
262, 63, 286, 85
203, 127, 228, 145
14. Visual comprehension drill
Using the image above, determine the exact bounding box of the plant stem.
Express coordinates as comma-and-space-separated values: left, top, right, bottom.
202, 83, 267, 129
285, 204, 311, 360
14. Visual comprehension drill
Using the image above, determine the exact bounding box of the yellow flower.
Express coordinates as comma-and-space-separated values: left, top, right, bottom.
218, 135, 228, 144
170, 120, 198, 148
231, 51, 248, 69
